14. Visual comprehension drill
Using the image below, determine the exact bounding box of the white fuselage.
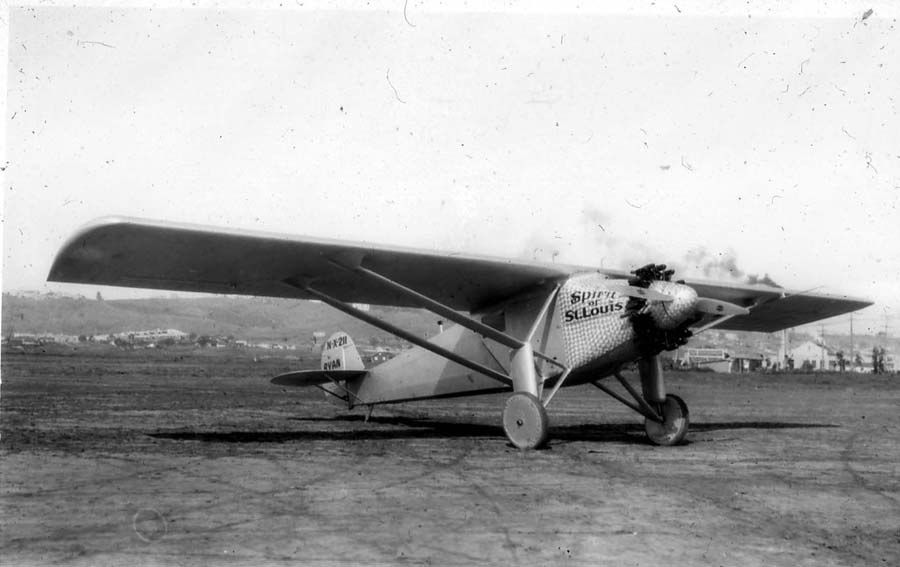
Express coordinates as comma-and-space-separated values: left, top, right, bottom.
341, 272, 700, 406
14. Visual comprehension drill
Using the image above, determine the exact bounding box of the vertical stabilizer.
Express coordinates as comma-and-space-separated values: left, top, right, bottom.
321, 331, 365, 371
319, 331, 366, 408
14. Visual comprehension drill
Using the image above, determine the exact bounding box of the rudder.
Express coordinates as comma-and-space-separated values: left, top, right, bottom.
320, 331, 364, 407
321, 331, 365, 371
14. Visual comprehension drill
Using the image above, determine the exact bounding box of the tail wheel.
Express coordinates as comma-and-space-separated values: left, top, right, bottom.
644, 394, 689, 446
502, 392, 549, 450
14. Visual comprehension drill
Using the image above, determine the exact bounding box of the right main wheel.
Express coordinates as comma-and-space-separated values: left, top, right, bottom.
644, 394, 689, 446
502, 392, 549, 450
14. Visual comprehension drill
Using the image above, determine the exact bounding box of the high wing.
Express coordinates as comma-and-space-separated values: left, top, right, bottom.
48, 216, 611, 312
48, 217, 871, 331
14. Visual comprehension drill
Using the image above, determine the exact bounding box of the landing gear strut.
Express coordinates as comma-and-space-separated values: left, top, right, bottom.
593, 355, 690, 446
502, 344, 550, 450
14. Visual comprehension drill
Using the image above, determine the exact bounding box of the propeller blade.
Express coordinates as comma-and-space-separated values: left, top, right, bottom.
605, 283, 675, 302
695, 298, 750, 316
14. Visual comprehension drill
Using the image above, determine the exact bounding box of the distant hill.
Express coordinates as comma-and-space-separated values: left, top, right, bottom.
1, 293, 439, 346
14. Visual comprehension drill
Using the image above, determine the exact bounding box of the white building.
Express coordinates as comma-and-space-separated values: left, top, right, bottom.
118, 329, 189, 343
790, 341, 839, 370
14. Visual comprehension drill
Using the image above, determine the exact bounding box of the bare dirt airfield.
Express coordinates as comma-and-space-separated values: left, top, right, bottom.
2, 348, 898, 566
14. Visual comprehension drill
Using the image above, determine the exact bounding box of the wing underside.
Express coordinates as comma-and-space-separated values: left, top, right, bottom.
684, 280, 871, 332
48, 217, 606, 312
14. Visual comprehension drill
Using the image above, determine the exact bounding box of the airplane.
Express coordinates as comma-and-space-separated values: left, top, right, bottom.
48, 217, 872, 450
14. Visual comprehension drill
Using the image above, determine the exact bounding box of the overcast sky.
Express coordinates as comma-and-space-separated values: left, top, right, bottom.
3, 1, 898, 335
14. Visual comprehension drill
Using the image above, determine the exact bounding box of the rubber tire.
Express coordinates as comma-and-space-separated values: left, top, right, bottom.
644, 394, 690, 446
502, 392, 549, 450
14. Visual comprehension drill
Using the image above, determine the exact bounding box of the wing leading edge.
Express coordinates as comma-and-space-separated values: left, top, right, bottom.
47, 216, 610, 312
48, 217, 872, 330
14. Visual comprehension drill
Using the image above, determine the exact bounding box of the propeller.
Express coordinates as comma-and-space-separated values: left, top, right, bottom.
604, 282, 675, 302
622, 263, 754, 357
694, 297, 750, 317
623, 263, 751, 320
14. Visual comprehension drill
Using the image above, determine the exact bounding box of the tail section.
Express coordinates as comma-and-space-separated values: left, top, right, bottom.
320, 332, 364, 407
321, 331, 365, 371
270, 331, 367, 408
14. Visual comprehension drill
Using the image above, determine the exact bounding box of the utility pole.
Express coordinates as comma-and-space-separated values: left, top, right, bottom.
781, 329, 789, 370
820, 324, 826, 370
849, 313, 854, 366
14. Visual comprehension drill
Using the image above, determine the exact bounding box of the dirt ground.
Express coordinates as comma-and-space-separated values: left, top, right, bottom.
2, 350, 899, 566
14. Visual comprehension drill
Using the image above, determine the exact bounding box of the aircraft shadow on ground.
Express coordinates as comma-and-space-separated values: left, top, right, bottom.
148, 416, 837, 445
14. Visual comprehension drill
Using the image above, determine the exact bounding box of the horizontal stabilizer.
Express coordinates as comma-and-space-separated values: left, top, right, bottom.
271, 369, 367, 388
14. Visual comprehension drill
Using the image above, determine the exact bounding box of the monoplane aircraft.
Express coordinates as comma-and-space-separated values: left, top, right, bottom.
49, 217, 871, 449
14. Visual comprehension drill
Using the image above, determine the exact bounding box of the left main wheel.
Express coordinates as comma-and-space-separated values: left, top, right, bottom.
644, 394, 689, 446
502, 392, 549, 450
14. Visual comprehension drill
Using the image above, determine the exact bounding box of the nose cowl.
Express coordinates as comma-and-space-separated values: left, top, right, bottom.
645, 281, 699, 329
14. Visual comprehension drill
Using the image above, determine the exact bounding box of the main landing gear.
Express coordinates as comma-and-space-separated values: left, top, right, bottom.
501, 343, 553, 450
592, 355, 690, 446
502, 392, 549, 450
643, 394, 689, 446
499, 346, 690, 449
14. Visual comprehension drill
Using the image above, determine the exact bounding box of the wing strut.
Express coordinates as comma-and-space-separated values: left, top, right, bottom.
283, 278, 513, 387
333, 261, 568, 371
334, 262, 525, 349
286, 260, 573, 405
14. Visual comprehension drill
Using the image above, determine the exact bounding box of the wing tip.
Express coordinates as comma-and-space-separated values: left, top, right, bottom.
47, 216, 143, 283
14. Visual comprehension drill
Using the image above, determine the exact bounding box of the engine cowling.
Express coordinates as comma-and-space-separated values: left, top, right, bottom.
554, 264, 742, 370
622, 264, 700, 357
644, 280, 700, 330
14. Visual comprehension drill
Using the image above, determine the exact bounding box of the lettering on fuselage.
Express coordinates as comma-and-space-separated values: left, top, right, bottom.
563, 301, 625, 322
556, 274, 636, 369
563, 289, 626, 324
569, 290, 619, 305
325, 335, 349, 350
